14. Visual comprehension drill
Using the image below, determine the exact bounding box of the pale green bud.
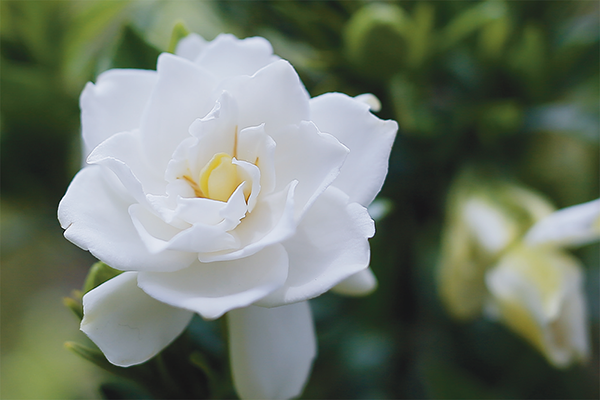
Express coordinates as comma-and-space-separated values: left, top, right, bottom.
343, 3, 408, 79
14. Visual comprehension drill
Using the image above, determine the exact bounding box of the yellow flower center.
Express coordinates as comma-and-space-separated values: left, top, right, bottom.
197, 153, 244, 202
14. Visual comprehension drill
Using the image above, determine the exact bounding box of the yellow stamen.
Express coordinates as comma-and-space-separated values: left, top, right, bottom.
182, 175, 205, 198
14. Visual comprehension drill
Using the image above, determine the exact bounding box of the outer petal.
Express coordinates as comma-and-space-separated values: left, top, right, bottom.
223, 60, 310, 135
137, 244, 289, 320
80, 69, 157, 157
256, 186, 375, 307
227, 302, 316, 400
195, 34, 279, 80
81, 272, 193, 367
310, 93, 397, 206
331, 267, 378, 296
524, 198, 600, 248
175, 33, 207, 61
87, 130, 166, 202
58, 166, 196, 272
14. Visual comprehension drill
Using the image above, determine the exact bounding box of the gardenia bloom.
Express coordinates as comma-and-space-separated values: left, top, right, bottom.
58, 33, 397, 399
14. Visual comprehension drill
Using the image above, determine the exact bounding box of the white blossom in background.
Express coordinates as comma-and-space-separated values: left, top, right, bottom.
58, 33, 397, 399
438, 173, 597, 368
483, 198, 599, 367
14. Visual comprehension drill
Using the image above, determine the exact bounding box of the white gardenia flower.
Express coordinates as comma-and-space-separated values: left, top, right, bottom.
58, 33, 397, 399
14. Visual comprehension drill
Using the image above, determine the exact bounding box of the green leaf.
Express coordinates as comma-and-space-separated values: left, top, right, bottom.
64, 342, 126, 376
110, 25, 161, 70
83, 261, 122, 294
65, 342, 156, 389
167, 21, 190, 54
63, 290, 83, 320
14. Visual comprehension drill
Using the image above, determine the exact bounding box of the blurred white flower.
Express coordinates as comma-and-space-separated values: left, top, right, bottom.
485, 244, 589, 367
437, 175, 555, 320
524, 198, 600, 248
58, 33, 397, 399
438, 171, 597, 367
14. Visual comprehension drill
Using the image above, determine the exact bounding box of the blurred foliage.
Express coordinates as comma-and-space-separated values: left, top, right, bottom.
1, 0, 599, 399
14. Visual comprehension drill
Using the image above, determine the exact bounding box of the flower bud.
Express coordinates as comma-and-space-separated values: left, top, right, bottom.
343, 3, 408, 79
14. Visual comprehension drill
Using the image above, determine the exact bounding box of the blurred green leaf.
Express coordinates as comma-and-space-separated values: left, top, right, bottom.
389, 74, 437, 136
406, 2, 435, 69
440, 0, 507, 51
167, 21, 190, 54
83, 262, 122, 294
63, 1, 131, 89
63, 290, 84, 320
477, 100, 523, 143
110, 25, 161, 70
65, 342, 128, 377
478, 13, 512, 60
508, 23, 546, 99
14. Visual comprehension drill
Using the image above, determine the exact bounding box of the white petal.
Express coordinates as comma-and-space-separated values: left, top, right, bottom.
331, 268, 378, 296
137, 244, 289, 320
233, 159, 262, 212
223, 60, 310, 135
196, 34, 279, 80
310, 93, 397, 206
81, 272, 193, 367
87, 130, 166, 203
140, 53, 216, 174
182, 92, 239, 176
129, 204, 239, 254
354, 93, 381, 112
462, 197, 518, 254
58, 166, 196, 272
271, 121, 349, 219
524, 198, 600, 248
80, 69, 157, 157
256, 186, 374, 307
199, 181, 298, 263
227, 302, 316, 400
485, 245, 590, 367
175, 32, 207, 61
237, 124, 277, 197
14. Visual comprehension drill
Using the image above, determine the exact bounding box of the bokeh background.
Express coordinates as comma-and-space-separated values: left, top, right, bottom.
1, 1, 598, 399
